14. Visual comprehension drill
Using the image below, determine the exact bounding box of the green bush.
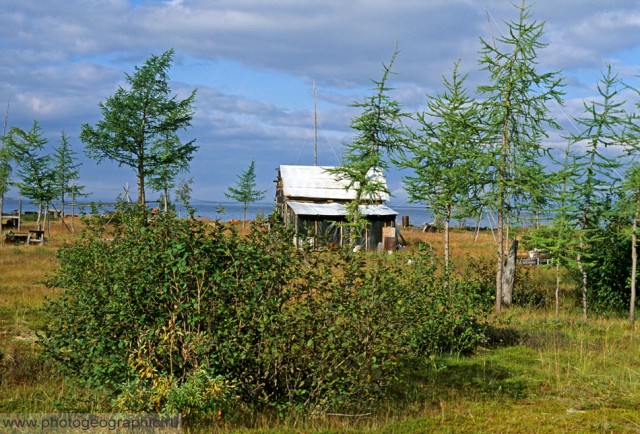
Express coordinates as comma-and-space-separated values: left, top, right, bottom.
395, 249, 490, 355
40, 205, 487, 414
520, 220, 635, 314
115, 368, 234, 418
582, 217, 631, 313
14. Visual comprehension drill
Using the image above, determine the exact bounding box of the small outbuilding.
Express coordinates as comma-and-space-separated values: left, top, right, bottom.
275, 165, 398, 250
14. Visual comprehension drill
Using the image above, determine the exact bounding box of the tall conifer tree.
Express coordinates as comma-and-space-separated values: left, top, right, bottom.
7, 120, 56, 229
569, 65, 626, 320
53, 131, 84, 219
618, 76, 640, 327
0, 101, 11, 226
225, 160, 265, 229
619, 166, 640, 327
403, 60, 483, 273
81, 49, 197, 206
477, 1, 564, 311
328, 49, 407, 247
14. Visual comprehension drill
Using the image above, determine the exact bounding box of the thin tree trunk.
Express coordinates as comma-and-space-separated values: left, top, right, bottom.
137, 135, 146, 205
630, 207, 638, 328
474, 210, 482, 242
555, 260, 560, 320
60, 181, 66, 219
71, 183, 75, 234
577, 239, 588, 320
37, 201, 43, 230
444, 208, 451, 271
506, 215, 510, 252
496, 117, 509, 313
46, 202, 51, 238
242, 205, 247, 230
496, 210, 504, 313
444, 208, 451, 293
138, 168, 146, 206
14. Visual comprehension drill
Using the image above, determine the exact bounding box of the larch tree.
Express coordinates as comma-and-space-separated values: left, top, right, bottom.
0, 145, 10, 220
148, 132, 189, 213
550, 143, 582, 319
225, 160, 266, 229
0, 101, 11, 227
174, 177, 194, 218
402, 60, 483, 274
619, 165, 640, 328
526, 142, 581, 319
7, 120, 56, 229
569, 65, 626, 320
328, 49, 407, 247
53, 130, 84, 219
619, 76, 640, 328
81, 49, 197, 206
477, 0, 564, 311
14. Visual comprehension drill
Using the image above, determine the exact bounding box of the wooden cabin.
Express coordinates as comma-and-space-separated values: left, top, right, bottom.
275, 165, 397, 251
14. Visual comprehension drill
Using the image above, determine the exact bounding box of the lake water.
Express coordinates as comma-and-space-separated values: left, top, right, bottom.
189, 202, 435, 227
2, 198, 436, 227
4, 197, 540, 229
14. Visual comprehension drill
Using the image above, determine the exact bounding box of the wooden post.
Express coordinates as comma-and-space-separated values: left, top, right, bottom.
46, 202, 51, 239
314, 218, 318, 249
71, 183, 76, 234
365, 224, 369, 251
501, 239, 518, 307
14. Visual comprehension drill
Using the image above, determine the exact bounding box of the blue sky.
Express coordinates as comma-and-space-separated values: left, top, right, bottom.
2, 0, 640, 206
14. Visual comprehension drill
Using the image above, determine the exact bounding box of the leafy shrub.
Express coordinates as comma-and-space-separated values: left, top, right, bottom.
395, 249, 490, 355
582, 217, 631, 313
41, 205, 487, 414
42, 206, 241, 414
458, 255, 496, 311
521, 218, 635, 314
510, 266, 552, 308
116, 368, 233, 418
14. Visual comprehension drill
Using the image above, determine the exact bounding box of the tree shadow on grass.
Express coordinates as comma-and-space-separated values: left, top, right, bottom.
390, 326, 537, 411
398, 356, 533, 408
482, 324, 522, 348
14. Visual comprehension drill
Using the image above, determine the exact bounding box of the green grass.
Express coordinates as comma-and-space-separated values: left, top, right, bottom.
1, 227, 640, 432
172, 311, 639, 433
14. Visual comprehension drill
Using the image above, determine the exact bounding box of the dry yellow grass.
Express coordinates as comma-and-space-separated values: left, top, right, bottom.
0, 221, 70, 316
0, 219, 80, 412
2, 218, 638, 433
401, 226, 496, 260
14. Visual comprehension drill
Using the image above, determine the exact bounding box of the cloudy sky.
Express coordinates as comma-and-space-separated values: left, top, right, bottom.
2, 0, 640, 207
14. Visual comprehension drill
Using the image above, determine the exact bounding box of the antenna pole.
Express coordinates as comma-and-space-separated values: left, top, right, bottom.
2, 100, 9, 139
313, 80, 318, 166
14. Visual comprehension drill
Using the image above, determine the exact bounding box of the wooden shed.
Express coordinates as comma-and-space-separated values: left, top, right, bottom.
275, 165, 398, 250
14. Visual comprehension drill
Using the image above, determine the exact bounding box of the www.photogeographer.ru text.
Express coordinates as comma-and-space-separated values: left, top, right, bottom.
0, 413, 181, 433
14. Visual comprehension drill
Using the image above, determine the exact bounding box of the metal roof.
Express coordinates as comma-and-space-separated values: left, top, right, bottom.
279, 165, 390, 201
287, 201, 397, 217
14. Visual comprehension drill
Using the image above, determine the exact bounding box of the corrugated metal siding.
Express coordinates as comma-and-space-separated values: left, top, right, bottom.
279, 165, 390, 201
287, 201, 398, 217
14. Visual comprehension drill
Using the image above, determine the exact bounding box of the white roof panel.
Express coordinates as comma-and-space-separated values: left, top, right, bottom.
279, 165, 390, 201
287, 201, 397, 217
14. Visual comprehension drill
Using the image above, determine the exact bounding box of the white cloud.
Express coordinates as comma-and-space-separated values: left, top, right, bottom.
2, 0, 640, 203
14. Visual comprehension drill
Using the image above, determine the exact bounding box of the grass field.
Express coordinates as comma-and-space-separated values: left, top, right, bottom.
1, 220, 639, 433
